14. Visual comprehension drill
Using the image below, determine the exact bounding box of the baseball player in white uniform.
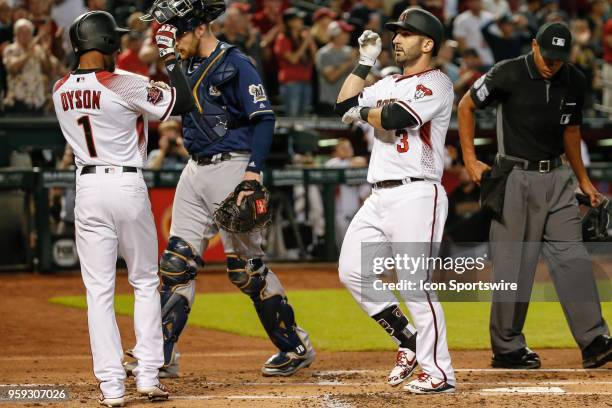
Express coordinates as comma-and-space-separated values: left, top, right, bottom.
52, 11, 194, 407
335, 8, 456, 394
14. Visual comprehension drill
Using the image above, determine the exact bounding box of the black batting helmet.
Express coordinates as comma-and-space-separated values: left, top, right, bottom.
385, 8, 444, 56
69, 11, 129, 56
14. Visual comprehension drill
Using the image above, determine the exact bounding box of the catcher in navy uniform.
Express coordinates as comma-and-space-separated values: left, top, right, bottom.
124, 0, 315, 378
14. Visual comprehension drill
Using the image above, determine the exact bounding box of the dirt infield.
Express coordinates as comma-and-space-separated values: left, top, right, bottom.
1, 267, 611, 407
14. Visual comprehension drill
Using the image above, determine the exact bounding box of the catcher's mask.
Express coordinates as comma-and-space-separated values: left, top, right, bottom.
576, 193, 611, 242
141, 0, 226, 28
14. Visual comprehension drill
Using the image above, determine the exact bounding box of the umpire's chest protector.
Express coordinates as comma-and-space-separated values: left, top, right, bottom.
182, 42, 238, 151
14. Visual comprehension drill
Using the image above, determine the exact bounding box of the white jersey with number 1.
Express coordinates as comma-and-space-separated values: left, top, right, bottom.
358, 68, 453, 183
52, 68, 176, 168
51, 68, 176, 399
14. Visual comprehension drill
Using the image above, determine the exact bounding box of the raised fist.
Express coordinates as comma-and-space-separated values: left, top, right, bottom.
358, 30, 382, 66
155, 24, 177, 59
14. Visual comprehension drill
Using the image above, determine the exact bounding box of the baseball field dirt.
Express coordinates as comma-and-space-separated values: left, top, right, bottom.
1, 267, 611, 407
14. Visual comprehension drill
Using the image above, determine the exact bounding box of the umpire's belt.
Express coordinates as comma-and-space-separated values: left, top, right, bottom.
372, 177, 424, 189
497, 154, 563, 173
191, 150, 250, 166
81, 165, 137, 175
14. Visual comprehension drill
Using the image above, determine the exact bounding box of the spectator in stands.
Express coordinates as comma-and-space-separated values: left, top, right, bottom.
51, 0, 87, 56
350, 0, 383, 41
0, 0, 11, 108
453, 0, 495, 67
325, 138, 369, 248
310, 7, 337, 48
218, 3, 263, 70
453, 48, 485, 96
586, 0, 608, 55
481, 14, 531, 62
146, 120, 189, 170
482, 0, 510, 19
274, 8, 317, 116
127, 11, 148, 33
603, 17, 612, 120
315, 21, 357, 115
536, 0, 568, 26
571, 18, 597, 108
86, 0, 107, 11
435, 39, 460, 83
0, 0, 10, 38
253, 0, 284, 98
253, 0, 283, 48
520, 0, 542, 37
2, 18, 55, 114
116, 31, 148, 76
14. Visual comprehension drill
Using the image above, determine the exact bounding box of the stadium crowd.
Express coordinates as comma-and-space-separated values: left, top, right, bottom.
0, 0, 610, 117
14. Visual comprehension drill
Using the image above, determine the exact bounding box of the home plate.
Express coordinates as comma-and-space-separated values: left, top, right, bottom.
480, 387, 565, 394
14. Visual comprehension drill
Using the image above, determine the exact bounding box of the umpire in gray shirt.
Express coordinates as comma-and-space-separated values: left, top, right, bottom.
457, 22, 611, 369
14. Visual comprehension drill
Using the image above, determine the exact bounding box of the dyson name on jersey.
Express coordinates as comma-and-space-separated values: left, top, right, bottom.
59, 90, 102, 111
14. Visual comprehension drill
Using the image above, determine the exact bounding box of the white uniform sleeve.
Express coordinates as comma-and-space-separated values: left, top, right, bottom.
395, 74, 453, 129
357, 79, 381, 108
96, 71, 176, 121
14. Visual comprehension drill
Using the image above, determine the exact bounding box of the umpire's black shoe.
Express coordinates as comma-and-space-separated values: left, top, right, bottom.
492, 347, 541, 369
582, 335, 612, 368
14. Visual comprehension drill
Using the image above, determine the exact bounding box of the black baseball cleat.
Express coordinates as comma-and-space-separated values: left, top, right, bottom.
261, 349, 316, 377
582, 335, 612, 368
492, 347, 541, 369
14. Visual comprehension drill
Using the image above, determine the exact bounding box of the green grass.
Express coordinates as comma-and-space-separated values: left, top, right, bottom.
50, 290, 612, 351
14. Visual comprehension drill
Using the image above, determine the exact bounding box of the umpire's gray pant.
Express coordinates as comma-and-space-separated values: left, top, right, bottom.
489, 165, 609, 354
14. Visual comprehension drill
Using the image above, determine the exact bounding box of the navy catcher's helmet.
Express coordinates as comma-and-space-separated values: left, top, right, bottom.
385, 8, 444, 56
142, 0, 226, 34
69, 11, 129, 56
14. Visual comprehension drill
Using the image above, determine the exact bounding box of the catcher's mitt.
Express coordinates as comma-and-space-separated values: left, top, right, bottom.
213, 180, 272, 233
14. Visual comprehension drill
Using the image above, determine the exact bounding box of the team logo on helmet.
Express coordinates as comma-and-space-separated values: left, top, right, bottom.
414, 84, 433, 100
147, 86, 164, 105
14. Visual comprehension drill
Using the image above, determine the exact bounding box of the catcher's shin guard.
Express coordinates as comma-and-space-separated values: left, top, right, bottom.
159, 236, 198, 365
227, 256, 308, 354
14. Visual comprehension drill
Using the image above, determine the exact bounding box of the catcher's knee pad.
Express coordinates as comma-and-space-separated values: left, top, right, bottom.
160, 236, 198, 287
226, 255, 266, 297
160, 279, 195, 366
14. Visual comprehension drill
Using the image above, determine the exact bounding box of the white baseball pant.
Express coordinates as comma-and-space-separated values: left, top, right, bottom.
339, 181, 455, 385
75, 167, 163, 398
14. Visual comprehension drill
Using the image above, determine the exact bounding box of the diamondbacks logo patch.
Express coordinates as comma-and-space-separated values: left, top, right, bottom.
147, 86, 163, 105
414, 84, 433, 100
249, 84, 267, 103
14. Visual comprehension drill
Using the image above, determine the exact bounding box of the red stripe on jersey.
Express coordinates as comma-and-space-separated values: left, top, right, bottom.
53, 74, 70, 93
395, 68, 439, 82
420, 121, 432, 148
95, 71, 118, 86
396, 100, 422, 126
161, 88, 176, 121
